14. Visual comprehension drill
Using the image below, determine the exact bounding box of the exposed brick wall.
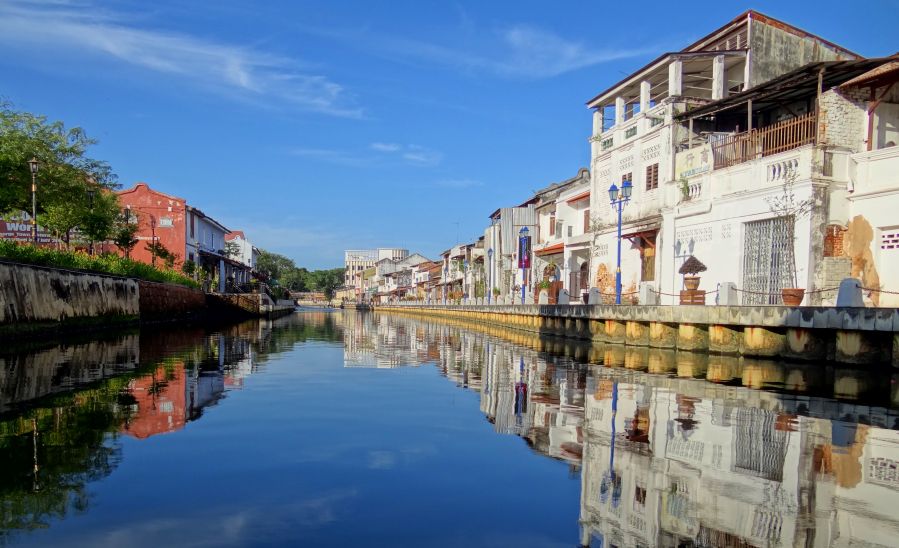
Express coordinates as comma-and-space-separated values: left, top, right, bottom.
819, 89, 867, 152
823, 224, 847, 257
138, 280, 206, 322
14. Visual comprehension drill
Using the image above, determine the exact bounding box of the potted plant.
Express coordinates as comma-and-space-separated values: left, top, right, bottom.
766, 170, 813, 306
492, 287, 501, 297
678, 255, 707, 290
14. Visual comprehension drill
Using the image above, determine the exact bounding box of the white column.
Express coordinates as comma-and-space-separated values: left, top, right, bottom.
615, 96, 625, 125
592, 109, 603, 136
640, 81, 651, 112
668, 60, 683, 97
712, 55, 726, 100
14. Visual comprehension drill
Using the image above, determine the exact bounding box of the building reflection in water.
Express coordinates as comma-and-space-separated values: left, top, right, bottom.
348, 312, 899, 547
0, 311, 897, 546
0, 317, 287, 537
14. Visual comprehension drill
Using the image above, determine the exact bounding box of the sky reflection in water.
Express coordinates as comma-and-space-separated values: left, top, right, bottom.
0, 311, 897, 547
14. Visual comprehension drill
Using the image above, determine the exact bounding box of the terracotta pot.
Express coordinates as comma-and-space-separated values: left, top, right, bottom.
684, 276, 701, 290
782, 288, 805, 306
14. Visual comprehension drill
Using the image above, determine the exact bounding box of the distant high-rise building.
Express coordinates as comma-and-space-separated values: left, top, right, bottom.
344, 248, 409, 290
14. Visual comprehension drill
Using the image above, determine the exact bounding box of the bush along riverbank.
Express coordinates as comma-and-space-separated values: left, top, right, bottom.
0, 240, 198, 289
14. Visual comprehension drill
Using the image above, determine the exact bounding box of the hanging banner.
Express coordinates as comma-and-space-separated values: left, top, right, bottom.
518, 233, 531, 269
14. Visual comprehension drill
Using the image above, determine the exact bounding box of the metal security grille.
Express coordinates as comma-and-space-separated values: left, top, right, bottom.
742, 217, 793, 305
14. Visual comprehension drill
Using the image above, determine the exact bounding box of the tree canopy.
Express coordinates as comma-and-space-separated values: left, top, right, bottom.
0, 102, 124, 252
256, 249, 343, 298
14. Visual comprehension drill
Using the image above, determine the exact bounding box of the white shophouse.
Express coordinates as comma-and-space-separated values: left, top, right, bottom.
587, 10, 865, 305
484, 199, 537, 304
532, 169, 592, 303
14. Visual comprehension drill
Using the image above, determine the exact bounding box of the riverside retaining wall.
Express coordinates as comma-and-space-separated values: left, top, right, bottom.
138, 280, 206, 322
377, 303, 899, 366
0, 261, 139, 334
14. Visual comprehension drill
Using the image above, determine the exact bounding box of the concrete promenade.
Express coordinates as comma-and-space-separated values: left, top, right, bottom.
376, 303, 899, 366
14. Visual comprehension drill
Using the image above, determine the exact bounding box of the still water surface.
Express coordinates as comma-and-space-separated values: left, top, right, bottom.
0, 311, 897, 547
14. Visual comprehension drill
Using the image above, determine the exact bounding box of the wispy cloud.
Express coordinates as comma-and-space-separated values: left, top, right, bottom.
370, 142, 402, 153
291, 143, 441, 167
371, 143, 442, 166
303, 22, 656, 79
0, 1, 360, 117
434, 178, 482, 189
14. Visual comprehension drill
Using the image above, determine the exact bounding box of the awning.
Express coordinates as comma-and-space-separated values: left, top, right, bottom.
535, 243, 564, 256
621, 218, 661, 240
565, 191, 590, 204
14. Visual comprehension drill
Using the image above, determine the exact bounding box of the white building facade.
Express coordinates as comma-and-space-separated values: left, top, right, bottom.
586, 10, 864, 305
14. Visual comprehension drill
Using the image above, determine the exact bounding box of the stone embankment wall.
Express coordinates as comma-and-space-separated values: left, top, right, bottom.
378, 304, 899, 367
0, 262, 293, 338
138, 280, 206, 322
0, 261, 139, 334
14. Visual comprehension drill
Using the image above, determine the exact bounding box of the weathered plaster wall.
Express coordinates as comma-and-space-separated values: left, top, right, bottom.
749, 20, 857, 88
844, 215, 881, 306
0, 262, 139, 330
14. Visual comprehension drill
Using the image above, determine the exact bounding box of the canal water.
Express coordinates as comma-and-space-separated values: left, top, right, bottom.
0, 311, 897, 547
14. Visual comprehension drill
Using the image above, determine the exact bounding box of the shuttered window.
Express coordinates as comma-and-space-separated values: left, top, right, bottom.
645, 163, 659, 191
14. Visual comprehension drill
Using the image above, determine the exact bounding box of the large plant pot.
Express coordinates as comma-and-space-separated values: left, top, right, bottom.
782, 288, 805, 306
684, 276, 701, 290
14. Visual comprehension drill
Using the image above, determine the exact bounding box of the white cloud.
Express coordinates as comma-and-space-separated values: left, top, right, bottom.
370, 142, 402, 152
303, 22, 657, 80
293, 142, 440, 167
0, 1, 360, 117
434, 178, 482, 189
371, 143, 442, 166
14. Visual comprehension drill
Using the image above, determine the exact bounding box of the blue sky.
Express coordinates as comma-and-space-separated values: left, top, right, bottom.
2, 0, 897, 268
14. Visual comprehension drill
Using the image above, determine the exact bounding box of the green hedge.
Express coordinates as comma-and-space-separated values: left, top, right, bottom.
0, 240, 199, 289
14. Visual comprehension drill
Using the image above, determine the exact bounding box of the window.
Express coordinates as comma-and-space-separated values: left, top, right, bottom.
549, 214, 556, 236
190, 213, 195, 238
645, 163, 659, 191
158, 216, 173, 228
622, 173, 632, 185
584, 210, 591, 233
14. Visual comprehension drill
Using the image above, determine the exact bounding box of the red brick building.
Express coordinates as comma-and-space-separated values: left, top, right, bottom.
117, 182, 251, 291
117, 183, 189, 266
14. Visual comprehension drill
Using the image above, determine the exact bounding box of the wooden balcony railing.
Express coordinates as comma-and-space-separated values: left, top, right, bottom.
712, 112, 817, 169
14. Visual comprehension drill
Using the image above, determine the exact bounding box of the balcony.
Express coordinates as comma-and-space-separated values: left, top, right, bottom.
711, 112, 817, 169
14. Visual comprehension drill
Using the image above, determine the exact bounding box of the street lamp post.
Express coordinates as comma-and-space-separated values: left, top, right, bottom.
149, 214, 158, 267
608, 179, 633, 304
27, 158, 39, 243
87, 189, 95, 255
487, 248, 493, 305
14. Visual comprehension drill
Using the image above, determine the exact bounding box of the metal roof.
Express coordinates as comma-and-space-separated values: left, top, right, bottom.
677, 58, 891, 120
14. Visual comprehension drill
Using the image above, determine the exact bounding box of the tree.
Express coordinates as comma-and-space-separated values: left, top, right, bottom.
146, 241, 178, 269
255, 249, 296, 282
224, 240, 240, 260
0, 102, 117, 218
766, 170, 813, 290
112, 210, 139, 258
79, 190, 120, 253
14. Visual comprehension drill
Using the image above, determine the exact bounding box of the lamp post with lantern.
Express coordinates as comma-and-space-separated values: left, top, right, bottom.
27, 158, 39, 243
608, 179, 633, 304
